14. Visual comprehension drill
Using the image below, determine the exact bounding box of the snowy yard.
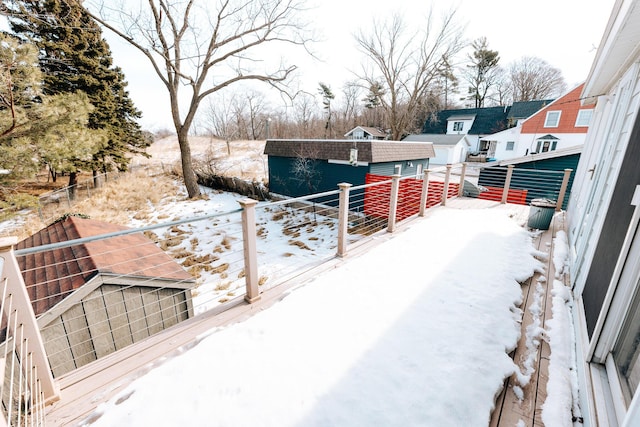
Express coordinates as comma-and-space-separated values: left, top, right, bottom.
87, 206, 578, 426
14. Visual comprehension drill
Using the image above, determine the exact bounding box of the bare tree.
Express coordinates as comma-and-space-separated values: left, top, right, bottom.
509, 56, 567, 101
354, 11, 464, 140
86, 0, 313, 198
290, 92, 319, 138
339, 80, 362, 133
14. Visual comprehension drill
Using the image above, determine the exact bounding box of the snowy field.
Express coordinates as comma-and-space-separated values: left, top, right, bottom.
87, 206, 578, 427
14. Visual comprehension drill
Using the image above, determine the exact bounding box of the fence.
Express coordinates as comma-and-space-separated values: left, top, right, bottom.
34, 165, 165, 226
0, 163, 573, 424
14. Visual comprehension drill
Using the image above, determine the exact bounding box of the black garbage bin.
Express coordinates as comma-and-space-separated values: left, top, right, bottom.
527, 198, 556, 230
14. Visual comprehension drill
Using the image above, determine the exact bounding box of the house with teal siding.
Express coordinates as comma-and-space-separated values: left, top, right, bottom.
264, 139, 435, 197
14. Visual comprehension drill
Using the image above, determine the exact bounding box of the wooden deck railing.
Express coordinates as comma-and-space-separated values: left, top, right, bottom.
0, 162, 573, 424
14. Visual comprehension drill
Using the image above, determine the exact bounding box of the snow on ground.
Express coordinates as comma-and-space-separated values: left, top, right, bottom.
541, 230, 581, 426
87, 207, 547, 427
127, 186, 351, 313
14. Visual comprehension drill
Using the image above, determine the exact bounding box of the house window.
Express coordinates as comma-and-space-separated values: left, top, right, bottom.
353, 130, 365, 139
506, 141, 515, 151
576, 109, 593, 127
613, 281, 640, 404
453, 122, 464, 132
544, 111, 561, 127
416, 163, 423, 178
536, 140, 557, 153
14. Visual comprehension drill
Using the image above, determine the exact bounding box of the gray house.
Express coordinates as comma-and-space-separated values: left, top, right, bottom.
264, 139, 435, 197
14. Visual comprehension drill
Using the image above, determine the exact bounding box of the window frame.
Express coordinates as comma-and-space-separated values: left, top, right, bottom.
453, 121, 464, 132
576, 109, 594, 127
544, 111, 562, 127
506, 141, 515, 151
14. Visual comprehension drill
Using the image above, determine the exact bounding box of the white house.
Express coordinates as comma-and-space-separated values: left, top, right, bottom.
344, 126, 387, 140
565, 1, 640, 425
402, 134, 471, 166
484, 84, 594, 161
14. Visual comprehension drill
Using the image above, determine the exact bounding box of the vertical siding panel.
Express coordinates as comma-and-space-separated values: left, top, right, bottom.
158, 289, 178, 328
141, 288, 164, 335
102, 285, 133, 350
41, 317, 76, 377
83, 288, 115, 358
61, 304, 95, 369
123, 287, 150, 342
174, 292, 190, 321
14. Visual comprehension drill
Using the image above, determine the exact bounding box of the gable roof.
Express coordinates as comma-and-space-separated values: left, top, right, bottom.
264, 139, 435, 162
344, 126, 387, 138
520, 84, 590, 134
508, 100, 554, 120
17, 216, 193, 317
422, 106, 510, 135
403, 134, 470, 146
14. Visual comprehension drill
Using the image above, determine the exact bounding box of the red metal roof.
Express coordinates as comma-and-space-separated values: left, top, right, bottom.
16, 216, 193, 316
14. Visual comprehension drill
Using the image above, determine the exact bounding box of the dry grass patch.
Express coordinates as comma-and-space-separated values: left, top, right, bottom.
210, 263, 229, 275
181, 253, 219, 267
170, 247, 192, 259
215, 281, 231, 291
159, 235, 186, 250
271, 210, 288, 221
288, 240, 311, 250
220, 235, 233, 250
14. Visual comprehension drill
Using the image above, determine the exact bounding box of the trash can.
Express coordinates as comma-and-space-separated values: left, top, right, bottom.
527, 198, 556, 230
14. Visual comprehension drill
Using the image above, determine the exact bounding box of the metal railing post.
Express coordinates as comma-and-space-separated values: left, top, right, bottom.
387, 175, 401, 233
419, 170, 431, 217
0, 237, 60, 405
458, 163, 467, 197
501, 165, 515, 204
337, 183, 352, 257
556, 169, 573, 211
239, 199, 261, 303
441, 164, 452, 206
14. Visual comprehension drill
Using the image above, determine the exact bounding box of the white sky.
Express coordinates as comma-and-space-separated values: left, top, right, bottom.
86, 200, 576, 426
100, 0, 617, 131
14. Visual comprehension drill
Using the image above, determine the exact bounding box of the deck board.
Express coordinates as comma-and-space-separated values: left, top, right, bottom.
489, 207, 566, 427
44, 197, 562, 426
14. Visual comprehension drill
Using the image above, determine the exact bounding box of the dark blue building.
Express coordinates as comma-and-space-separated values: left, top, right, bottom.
264, 139, 435, 197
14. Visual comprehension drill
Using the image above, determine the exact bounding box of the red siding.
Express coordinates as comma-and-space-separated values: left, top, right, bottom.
521, 84, 594, 134
364, 174, 459, 220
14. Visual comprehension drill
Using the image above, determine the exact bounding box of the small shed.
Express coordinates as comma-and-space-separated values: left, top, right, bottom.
16, 216, 196, 377
264, 139, 435, 197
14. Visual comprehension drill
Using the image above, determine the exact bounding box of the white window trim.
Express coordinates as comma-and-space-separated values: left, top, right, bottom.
585, 188, 640, 426
506, 141, 515, 151
544, 110, 562, 127
576, 109, 594, 127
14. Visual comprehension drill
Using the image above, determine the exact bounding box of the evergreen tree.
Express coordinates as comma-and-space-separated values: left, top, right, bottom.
0, 33, 105, 188
463, 37, 500, 108
5, 0, 148, 178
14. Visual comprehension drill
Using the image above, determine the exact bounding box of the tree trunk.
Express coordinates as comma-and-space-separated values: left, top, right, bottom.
68, 171, 78, 200
177, 130, 201, 198
93, 170, 101, 189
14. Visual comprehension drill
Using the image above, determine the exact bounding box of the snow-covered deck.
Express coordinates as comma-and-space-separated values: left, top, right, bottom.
44, 197, 561, 426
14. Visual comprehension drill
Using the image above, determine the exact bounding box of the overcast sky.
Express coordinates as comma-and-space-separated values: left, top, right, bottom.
100, 0, 616, 131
